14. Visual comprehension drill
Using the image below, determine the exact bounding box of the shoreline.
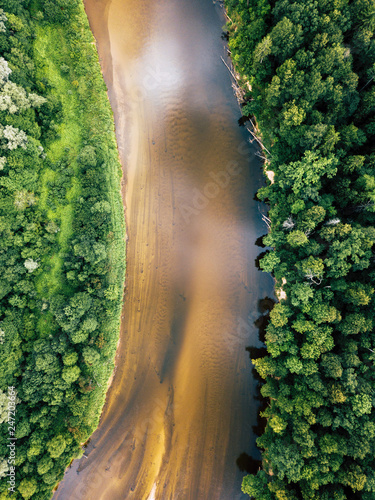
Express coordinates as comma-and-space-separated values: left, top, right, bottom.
52, 0, 275, 498
218, 2, 275, 185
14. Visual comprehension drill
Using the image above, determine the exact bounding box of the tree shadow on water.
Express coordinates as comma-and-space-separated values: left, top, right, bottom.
250, 296, 274, 343
255, 234, 267, 248
236, 453, 262, 474
236, 296, 275, 475
238, 115, 251, 127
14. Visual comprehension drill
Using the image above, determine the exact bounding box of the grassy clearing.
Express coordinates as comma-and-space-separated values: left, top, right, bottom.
34, 26, 81, 303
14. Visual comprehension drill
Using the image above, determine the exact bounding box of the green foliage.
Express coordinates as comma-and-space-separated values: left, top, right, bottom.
0, 2, 125, 499
287, 230, 308, 247
260, 250, 280, 273
226, 0, 375, 497
18, 478, 37, 499
46, 435, 66, 459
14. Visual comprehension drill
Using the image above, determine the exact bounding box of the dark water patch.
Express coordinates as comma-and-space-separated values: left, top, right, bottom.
238, 115, 251, 127
255, 235, 267, 248
236, 453, 262, 474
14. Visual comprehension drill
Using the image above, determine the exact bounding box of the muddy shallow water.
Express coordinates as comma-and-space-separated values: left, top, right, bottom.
53, 0, 274, 498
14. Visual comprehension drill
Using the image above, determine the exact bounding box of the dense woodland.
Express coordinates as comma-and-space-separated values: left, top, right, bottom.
225, 0, 375, 499
0, 1, 125, 498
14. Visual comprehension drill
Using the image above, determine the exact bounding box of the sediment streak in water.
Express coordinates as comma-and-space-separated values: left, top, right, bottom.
53, 0, 273, 498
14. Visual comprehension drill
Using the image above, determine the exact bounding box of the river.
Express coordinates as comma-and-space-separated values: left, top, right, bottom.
53, 0, 274, 498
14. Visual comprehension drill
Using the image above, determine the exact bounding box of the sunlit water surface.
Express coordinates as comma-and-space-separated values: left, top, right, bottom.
53, 0, 273, 498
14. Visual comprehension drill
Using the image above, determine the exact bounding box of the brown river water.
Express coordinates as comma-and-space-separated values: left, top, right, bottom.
53, 0, 274, 498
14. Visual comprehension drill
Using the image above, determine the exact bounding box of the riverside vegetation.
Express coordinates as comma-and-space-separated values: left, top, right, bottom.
0, 1, 125, 498
225, 0, 375, 499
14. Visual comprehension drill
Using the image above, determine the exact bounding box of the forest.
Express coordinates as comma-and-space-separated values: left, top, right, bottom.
224, 0, 375, 499
0, 0, 125, 498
